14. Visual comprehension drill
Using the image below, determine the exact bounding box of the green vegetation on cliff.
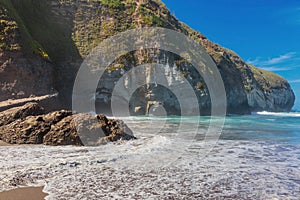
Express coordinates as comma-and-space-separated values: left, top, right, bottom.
0, 14, 20, 51
101, 0, 124, 9
0, 0, 49, 59
0, 0, 295, 112
249, 65, 287, 91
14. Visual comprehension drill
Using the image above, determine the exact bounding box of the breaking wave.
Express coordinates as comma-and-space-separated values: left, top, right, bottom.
255, 111, 300, 117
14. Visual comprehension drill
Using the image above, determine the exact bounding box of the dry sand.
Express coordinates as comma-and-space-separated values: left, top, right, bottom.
0, 186, 48, 200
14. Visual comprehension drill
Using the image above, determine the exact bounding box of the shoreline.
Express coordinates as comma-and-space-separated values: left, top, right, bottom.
0, 186, 48, 200
0, 140, 48, 200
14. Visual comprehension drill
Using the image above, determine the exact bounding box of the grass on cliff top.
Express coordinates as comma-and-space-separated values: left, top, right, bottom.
248, 65, 287, 90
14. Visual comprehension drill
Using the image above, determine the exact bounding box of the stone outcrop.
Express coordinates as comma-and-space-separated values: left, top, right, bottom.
0, 0, 295, 115
96, 114, 135, 144
245, 65, 295, 112
0, 104, 136, 146
0, 102, 44, 126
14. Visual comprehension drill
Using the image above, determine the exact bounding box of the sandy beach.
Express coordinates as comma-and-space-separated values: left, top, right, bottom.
0, 141, 47, 200
0, 186, 47, 200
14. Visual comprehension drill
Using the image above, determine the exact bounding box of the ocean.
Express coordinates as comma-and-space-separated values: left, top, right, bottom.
0, 112, 299, 199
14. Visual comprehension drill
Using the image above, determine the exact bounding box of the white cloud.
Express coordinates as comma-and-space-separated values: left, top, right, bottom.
263, 52, 296, 65
260, 66, 293, 72
247, 52, 297, 72
247, 58, 261, 66
290, 79, 300, 83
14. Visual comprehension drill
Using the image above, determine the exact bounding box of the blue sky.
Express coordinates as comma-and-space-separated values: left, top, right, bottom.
162, 0, 300, 110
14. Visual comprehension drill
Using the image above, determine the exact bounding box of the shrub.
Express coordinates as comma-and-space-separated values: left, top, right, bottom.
142, 14, 163, 26
101, 0, 124, 9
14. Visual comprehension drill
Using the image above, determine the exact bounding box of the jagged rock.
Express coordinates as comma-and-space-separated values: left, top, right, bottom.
96, 114, 135, 144
43, 115, 82, 146
0, 110, 72, 144
0, 115, 49, 144
0, 102, 44, 126
0, 105, 136, 145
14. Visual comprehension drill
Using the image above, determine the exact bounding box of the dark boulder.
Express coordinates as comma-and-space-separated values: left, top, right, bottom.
0, 102, 44, 127
0, 105, 136, 146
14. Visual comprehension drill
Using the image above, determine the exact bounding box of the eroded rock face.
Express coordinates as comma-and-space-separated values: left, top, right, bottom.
0, 105, 136, 146
0, 102, 44, 126
0, 6, 55, 102
43, 113, 82, 146
244, 66, 295, 112
96, 114, 135, 144
0, 0, 295, 115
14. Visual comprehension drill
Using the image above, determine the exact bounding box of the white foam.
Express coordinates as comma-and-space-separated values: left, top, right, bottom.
1, 116, 300, 199
255, 111, 300, 117
0, 140, 299, 199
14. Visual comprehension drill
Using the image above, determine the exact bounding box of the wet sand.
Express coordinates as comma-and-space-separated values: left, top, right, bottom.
0, 142, 48, 199
0, 186, 48, 200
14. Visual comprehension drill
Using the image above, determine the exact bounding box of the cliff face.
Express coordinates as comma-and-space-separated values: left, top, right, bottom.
0, 0, 295, 115
0, 4, 54, 101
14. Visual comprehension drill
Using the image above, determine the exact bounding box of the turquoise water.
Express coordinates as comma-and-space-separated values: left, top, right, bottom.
0, 112, 299, 199
221, 112, 300, 143
125, 111, 300, 144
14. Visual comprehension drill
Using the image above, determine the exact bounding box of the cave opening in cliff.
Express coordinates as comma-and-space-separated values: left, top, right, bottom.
93, 48, 214, 116
129, 84, 181, 116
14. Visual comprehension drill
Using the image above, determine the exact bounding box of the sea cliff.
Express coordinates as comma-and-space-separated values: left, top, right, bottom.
0, 0, 295, 115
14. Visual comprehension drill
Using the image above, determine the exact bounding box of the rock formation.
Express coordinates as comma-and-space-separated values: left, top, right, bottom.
0, 4, 55, 101
0, 0, 295, 115
0, 103, 136, 145
0, 102, 44, 126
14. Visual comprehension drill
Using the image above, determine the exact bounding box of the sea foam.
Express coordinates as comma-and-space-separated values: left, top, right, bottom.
0, 115, 299, 199
255, 111, 300, 117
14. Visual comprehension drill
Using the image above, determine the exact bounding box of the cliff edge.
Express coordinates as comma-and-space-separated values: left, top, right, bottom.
0, 0, 295, 115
